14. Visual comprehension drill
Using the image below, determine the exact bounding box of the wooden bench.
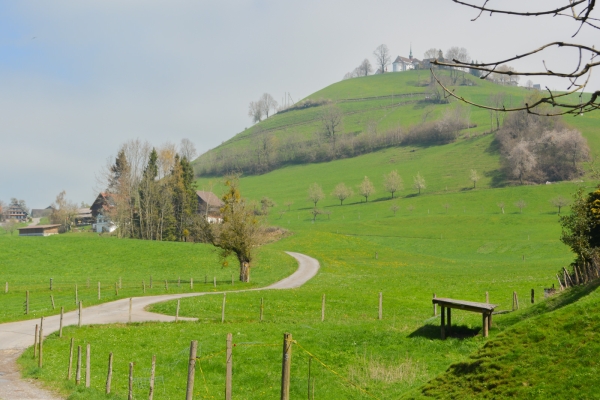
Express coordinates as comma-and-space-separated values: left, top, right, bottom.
432, 298, 499, 339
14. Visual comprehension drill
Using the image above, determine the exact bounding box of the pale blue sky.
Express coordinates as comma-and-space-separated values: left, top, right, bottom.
0, 1, 596, 208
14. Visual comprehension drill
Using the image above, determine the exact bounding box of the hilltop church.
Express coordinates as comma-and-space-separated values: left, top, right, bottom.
392, 46, 421, 72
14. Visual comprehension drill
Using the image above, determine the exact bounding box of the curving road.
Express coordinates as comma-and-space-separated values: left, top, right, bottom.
0, 251, 319, 400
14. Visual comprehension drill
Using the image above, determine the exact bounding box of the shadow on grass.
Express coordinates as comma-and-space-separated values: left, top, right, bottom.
408, 324, 480, 340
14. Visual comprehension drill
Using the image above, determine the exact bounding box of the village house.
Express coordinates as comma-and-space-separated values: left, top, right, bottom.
75, 208, 93, 226
90, 193, 117, 233
4, 202, 29, 221
196, 191, 224, 223
31, 206, 55, 218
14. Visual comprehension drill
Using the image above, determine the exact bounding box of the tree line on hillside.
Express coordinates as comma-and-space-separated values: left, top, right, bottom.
196, 104, 471, 176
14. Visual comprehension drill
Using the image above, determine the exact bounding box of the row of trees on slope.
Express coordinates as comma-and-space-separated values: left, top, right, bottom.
196, 105, 470, 176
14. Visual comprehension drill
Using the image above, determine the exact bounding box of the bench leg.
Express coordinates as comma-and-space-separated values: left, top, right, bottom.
482, 313, 489, 338
441, 306, 445, 340
447, 307, 451, 336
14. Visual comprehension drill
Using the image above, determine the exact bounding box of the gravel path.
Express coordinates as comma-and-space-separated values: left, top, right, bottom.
0, 251, 319, 400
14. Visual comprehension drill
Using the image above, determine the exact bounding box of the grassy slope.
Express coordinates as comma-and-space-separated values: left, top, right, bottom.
0, 233, 296, 323
16, 72, 600, 398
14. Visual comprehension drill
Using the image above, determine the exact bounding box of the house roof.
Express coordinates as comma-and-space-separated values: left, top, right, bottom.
78, 208, 92, 217
393, 56, 420, 64
196, 191, 224, 207
18, 224, 61, 231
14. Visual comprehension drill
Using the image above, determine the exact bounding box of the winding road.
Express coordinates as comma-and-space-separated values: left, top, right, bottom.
0, 251, 319, 400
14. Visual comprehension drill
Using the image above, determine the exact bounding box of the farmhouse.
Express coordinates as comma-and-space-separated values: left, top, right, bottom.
31, 206, 55, 218
196, 191, 224, 223
18, 224, 61, 236
75, 208, 93, 226
91, 193, 117, 233
4, 203, 29, 221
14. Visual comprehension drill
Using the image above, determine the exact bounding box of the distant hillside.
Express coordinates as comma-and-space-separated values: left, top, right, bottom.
193, 70, 530, 177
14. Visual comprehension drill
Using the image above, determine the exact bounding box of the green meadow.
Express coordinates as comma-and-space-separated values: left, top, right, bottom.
14, 72, 600, 398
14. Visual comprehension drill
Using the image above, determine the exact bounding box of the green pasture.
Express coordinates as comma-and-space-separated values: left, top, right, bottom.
0, 233, 296, 323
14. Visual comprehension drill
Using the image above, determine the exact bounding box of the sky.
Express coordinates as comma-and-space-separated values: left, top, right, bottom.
0, 0, 597, 209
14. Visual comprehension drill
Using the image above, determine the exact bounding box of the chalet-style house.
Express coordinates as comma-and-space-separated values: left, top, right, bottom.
75, 208, 93, 226
5, 203, 29, 221
18, 224, 61, 237
196, 191, 224, 223
90, 193, 117, 233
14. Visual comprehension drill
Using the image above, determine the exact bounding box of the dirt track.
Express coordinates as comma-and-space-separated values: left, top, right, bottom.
0, 251, 319, 400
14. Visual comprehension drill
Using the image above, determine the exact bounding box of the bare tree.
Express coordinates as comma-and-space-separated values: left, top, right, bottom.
260, 93, 278, 118
332, 183, 353, 205
383, 170, 403, 198
515, 199, 528, 213
508, 142, 537, 184
470, 169, 480, 188
4, 219, 19, 235
357, 59, 373, 76
443, 203, 451, 213
358, 176, 375, 202
179, 138, 197, 161
525, 80, 534, 89
310, 208, 323, 222
260, 197, 276, 216
407, 204, 415, 213
488, 92, 507, 131
308, 183, 325, 207
423, 48, 439, 60
551, 196, 570, 214
497, 202, 505, 214
284, 200, 294, 211
50, 191, 79, 232
248, 101, 264, 123
390, 202, 400, 216
373, 44, 391, 73
413, 173, 426, 194
445, 46, 470, 64
320, 105, 344, 153
435, 1, 600, 116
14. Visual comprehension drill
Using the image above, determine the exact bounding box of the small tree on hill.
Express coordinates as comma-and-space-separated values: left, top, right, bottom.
320, 105, 344, 153
260, 197, 276, 215
357, 59, 373, 76
4, 219, 19, 235
470, 169, 480, 189
358, 176, 375, 202
373, 44, 391, 73
515, 200, 527, 213
332, 183, 353, 205
384, 170, 403, 199
310, 208, 323, 222
390, 202, 400, 216
497, 202, 506, 214
551, 196, 570, 214
248, 101, 264, 123
260, 93, 278, 118
308, 183, 325, 207
284, 200, 294, 211
413, 173, 426, 195
407, 205, 415, 213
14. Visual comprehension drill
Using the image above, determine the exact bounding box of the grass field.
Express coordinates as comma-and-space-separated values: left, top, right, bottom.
0, 233, 296, 323
13, 71, 600, 398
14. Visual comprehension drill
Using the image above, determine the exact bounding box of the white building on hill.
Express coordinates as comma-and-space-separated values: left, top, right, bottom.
392, 46, 421, 72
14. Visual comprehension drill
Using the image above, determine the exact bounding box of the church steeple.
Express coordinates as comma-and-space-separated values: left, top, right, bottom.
409, 43, 413, 60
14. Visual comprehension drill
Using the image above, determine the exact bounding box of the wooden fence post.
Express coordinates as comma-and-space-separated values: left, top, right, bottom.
106, 352, 113, 394
190, 277, 193, 290
26, 290, 29, 315
186, 340, 198, 400
115, 282, 118, 296
178, 277, 181, 288
214, 277, 216, 288
226, 333, 232, 400
119, 277, 122, 289
321, 294, 325, 322
68, 338, 74, 380
85, 343, 91, 388
143, 281, 146, 293
176, 299, 180, 322
76, 345, 82, 385
33, 324, 38, 358
128, 362, 134, 400
378, 292, 383, 320
260, 298, 264, 322
75, 284, 78, 305
59, 307, 64, 337
50, 278, 53, 291
38, 317, 44, 368
78, 301, 83, 327
51, 295, 55, 309
149, 354, 156, 400
98, 282, 101, 300
129, 298, 132, 323
281, 333, 292, 400
531, 289, 535, 304
222, 293, 226, 323
150, 275, 153, 289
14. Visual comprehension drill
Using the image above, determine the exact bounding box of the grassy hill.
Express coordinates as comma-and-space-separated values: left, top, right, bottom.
15, 72, 600, 398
